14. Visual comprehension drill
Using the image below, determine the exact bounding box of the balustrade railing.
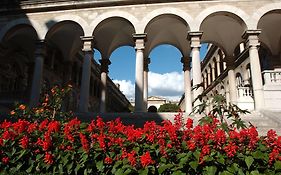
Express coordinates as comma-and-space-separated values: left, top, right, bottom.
263, 70, 281, 85
237, 86, 253, 98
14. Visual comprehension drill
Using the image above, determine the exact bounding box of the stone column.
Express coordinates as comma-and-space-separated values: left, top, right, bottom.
30, 40, 46, 107
181, 56, 192, 114
78, 36, 93, 112
188, 32, 203, 106
203, 73, 207, 89
227, 62, 237, 105
99, 59, 111, 113
216, 55, 221, 76
207, 68, 211, 85
211, 62, 216, 81
243, 30, 265, 110
133, 33, 146, 112
143, 57, 150, 111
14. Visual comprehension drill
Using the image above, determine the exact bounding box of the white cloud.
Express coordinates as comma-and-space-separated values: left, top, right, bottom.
113, 72, 184, 102
112, 80, 135, 100
148, 72, 184, 101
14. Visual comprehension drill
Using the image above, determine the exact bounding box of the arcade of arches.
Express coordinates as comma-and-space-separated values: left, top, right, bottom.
0, 0, 281, 114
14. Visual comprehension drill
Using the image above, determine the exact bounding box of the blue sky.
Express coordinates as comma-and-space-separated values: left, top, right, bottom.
94, 44, 208, 101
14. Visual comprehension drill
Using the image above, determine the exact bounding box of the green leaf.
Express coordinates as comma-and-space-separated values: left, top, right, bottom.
252, 151, 264, 160
204, 166, 217, 175
26, 163, 34, 173
171, 170, 185, 175
220, 171, 234, 175
158, 164, 174, 174
16, 162, 23, 171
58, 164, 63, 174
96, 160, 104, 172
123, 168, 132, 175
217, 156, 225, 164
16, 150, 26, 161
67, 162, 73, 174
193, 150, 200, 161
275, 161, 281, 171
238, 169, 245, 175
36, 154, 44, 161
250, 170, 260, 175
245, 156, 254, 170
189, 161, 198, 171
139, 168, 149, 175
75, 164, 81, 175
115, 168, 124, 175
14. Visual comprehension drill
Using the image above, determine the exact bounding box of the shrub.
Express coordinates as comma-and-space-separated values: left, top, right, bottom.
158, 103, 180, 112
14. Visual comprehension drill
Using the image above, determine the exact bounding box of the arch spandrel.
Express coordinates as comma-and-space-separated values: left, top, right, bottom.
92, 17, 136, 60
141, 7, 194, 33
45, 20, 85, 62
195, 4, 250, 31
257, 10, 281, 56
0, 18, 42, 42
90, 11, 138, 34
199, 10, 248, 61
144, 14, 190, 58
252, 2, 281, 30
1, 24, 39, 61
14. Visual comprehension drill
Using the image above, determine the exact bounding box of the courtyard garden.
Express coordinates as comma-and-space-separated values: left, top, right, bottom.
0, 86, 281, 174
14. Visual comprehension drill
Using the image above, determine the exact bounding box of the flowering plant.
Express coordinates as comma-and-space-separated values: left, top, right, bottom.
0, 87, 281, 174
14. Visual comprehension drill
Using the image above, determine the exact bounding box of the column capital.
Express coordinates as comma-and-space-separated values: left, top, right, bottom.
242, 30, 261, 48
80, 36, 94, 52
99, 59, 111, 73
181, 56, 191, 71
35, 39, 46, 57
133, 33, 147, 50
144, 57, 151, 71
188, 31, 203, 48
211, 61, 215, 68
207, 67, 211, 73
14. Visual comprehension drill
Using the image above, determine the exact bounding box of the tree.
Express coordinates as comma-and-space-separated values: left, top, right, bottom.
158, 103, 180, 112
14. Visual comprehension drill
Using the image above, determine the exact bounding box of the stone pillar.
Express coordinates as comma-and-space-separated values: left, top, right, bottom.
216, 55, 221, 76
227, 62, 237, 105
30, 40, 45, 107
203, 73, 207, 89
211, 62, 216, 81
181, 56, 192, 114
188, 32, 203, 106
78, 36, 93, 112
99, 59, 111, 113
207, 68, 211, 85
133, 33, 146, 112
143, 57, 150, 111
243, 30, 265, 110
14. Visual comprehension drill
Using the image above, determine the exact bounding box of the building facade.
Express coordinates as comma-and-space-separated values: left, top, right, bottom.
0, 0, 281, 114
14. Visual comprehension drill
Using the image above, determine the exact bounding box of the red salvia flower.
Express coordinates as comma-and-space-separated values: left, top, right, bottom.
20, 135, 29, 149
2, 157, 9, 164
104, 157, 113, 164
224, 142, 238, 158
140, 151, 154, 167
128, 150, 137, 166
79, 132, 89, 152
44, 152, 54, 164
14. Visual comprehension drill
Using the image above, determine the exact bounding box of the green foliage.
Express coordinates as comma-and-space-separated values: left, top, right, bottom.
158, 103, 180, 112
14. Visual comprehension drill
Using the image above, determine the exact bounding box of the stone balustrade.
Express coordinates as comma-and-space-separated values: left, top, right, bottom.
263, 70, 281, 85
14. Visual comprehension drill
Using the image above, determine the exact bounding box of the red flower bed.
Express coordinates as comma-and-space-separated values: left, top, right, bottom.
0, 113, 281, 174
1, 86, 281, 174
